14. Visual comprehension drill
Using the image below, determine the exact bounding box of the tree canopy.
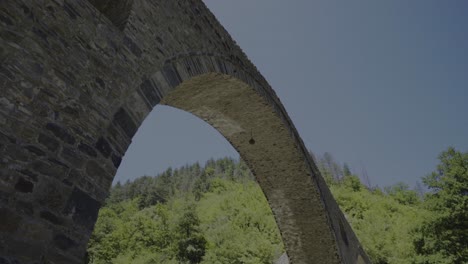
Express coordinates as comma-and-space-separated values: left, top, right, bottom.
87, 148, 467, 264
413, 147, 468, 264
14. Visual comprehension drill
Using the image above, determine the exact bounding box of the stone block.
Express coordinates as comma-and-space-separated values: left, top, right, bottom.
14, 178, 33, 193
5, 146, 29, 162
77, 143, 97, 157
5, 239, 44, 262
95, 137, 112, 158
31, 160, 67, 179
88, 0, 134, 30
35, 179, 68, 211
139, 79, 161, 107
40, 211, 63, 226
111, 153, 122, 168
63, 187, 101, 230
112, 108, 137, 138
45, 123, 76, 145
162, 64, 182, 88
0, 190, 8, 204
0, 208, 21, 234
122, 36, 142, 57
17, 219, 52, 242
17, 169, 38, 182
14, 201, 33, 216
53, 234, 76, 251
61, 147, 84, 168
23, 146, 45, 157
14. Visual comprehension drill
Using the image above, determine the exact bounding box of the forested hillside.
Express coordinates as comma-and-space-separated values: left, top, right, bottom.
87, 148, 467, 264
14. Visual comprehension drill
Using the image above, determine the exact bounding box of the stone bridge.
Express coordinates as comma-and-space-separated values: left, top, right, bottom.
0, 1, 369, 263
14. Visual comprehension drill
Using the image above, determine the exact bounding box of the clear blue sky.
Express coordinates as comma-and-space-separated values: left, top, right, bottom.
114, 0, 468, 188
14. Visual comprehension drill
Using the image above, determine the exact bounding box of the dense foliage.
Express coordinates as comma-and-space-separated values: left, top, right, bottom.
412, 148, 468, 264
87, 158, 283, 264
87, 148, 467, 264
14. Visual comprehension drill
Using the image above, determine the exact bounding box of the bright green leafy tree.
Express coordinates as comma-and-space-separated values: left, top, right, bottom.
413, 147, 468, 264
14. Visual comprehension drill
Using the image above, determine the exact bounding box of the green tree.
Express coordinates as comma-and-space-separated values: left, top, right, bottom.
138, 188, 165, 209
413, 147, 468, 264
343, 163, 352, 177
176, 205, 207, 264
384, 182, 420, 205
155, 168, 174, 198
342, 174, 363, 192
198, 179, 283, 264
193, 169, 211, 201
106, 181, 125, 205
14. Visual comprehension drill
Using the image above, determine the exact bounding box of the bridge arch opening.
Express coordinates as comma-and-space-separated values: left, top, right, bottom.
100, 61, 367, 263
88, 103, 289, 262
111, 104, 240, 186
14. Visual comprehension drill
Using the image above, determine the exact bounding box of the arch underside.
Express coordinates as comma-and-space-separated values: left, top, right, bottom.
162, 73, 340, 262
133, 54, 370, 263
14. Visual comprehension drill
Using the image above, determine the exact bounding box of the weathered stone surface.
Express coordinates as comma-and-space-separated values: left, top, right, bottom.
85, 161, 106, 180
23, 146, 45, 157
0, 208, 21, 234
88, 0, 133, 30
162, 64, 182, 88
53, 234, 76, 251
275, 253, 290, 264
5, 146, 29, 162
95, 137, 111, 158
139, 79, 161, 108
110, 153, 122, 168
37, 133, 60, 152
62, 2, 81, 20
0, 0, 370, 263
112, 108, 137, 138
122, 36, 142, 58
4, 239, 44, 262
14, 178, 33, 193
77, 143, 97, 157
0, 132, 15, 145
14, 201, 34, 216
35, 180, 68, 211
0, 191, 8, 204
17, 219, 51, 243
40, 211, 63, 226
45, 123, 76, 145
31, 160, 67, 179
61, 147, 85, 168
17, 170, 38, 182
63, 187, 101, 230
44, 249, 81, 264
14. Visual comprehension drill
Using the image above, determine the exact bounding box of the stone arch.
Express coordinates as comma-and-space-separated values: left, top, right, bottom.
105, 54, 369, 263
0, 0, 369, 263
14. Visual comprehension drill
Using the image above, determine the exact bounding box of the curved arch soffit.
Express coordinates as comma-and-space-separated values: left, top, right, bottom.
107, 54, 369, 263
